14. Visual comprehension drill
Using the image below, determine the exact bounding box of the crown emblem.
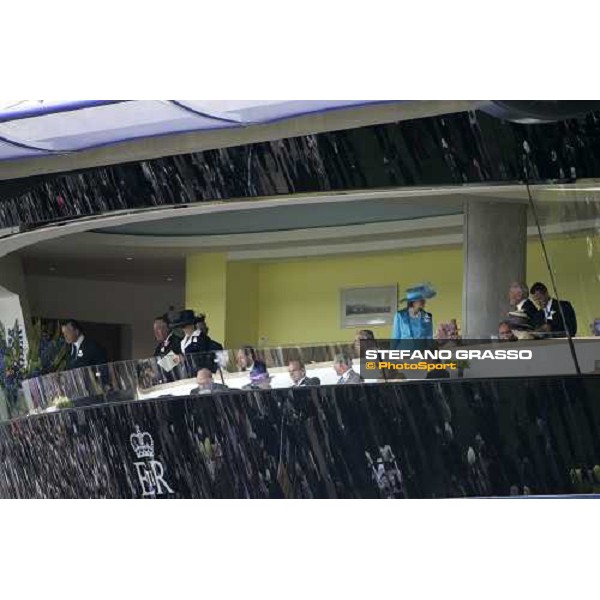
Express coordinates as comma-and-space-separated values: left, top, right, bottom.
130, 426, 154, 459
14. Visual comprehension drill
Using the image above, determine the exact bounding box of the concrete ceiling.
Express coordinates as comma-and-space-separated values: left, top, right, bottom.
93, 194, 464, 237
14, 181, 600, 284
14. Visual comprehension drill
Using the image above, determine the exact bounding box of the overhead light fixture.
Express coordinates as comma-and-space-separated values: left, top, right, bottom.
126, 257, 134, 261
166, 276, 173, 282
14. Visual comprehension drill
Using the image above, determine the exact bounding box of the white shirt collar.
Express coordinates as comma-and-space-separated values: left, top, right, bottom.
183, 329, 201, 340
516, 298, 527, 311
341, 369, 353, 381
181, 329, 201, 350
74, 334, 85, 351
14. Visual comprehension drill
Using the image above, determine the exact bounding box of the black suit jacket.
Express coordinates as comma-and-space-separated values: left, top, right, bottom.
65, 338, 109, 394
295, 376, 321, 386
66, 337, 107, 370
544, 298, 577, 337
154, 333, 182, 358
190, 383, 229, 395
182, 334, 222, 374
520, 298, 544, 329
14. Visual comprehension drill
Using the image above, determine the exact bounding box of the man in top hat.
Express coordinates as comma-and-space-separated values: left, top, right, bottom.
170, 309, 219, 374
391, 284, 435, 348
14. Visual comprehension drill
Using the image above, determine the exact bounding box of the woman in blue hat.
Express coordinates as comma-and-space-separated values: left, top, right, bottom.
391, 284, 436, 347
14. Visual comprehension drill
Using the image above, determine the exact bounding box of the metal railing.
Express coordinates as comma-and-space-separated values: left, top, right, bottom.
20, 342, 357, 413
16, 336, 600, 420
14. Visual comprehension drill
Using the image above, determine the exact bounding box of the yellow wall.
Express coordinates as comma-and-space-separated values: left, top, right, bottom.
186, 253, 227, 343
186, 234, 600, 348
527, 234, 600, 335
257, 247, 463, 345
225, 262, 259, 348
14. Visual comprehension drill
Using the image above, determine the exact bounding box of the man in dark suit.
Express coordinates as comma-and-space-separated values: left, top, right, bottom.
61, 319, 107, 370
153, 314, 181, 358
508, 281, 544, 329
195, 315, 224, 353
152, 315, 182, 383
333, 353, 362, 384
288, 360, 320, 387
190, 368, 229, 395
530, 282, 577, 337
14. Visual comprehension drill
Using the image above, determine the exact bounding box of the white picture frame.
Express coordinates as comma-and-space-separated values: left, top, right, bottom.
340, 285, 397, 328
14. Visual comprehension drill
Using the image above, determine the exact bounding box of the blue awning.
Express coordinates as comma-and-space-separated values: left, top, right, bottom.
2, 100, 597, 170
0, 100, 402, 162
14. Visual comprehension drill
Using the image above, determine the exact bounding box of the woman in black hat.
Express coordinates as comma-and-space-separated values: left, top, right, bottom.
171, 310, 219, 374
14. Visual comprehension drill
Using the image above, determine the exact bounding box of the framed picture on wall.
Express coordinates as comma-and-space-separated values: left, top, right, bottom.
340, 285, 398, 328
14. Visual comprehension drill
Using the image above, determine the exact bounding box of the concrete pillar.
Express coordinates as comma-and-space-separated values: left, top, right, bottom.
0, 255, 31, 353
462, 200, 527, 338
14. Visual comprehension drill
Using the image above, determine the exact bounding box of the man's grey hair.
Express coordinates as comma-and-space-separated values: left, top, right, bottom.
334, 353, 353, 367
510, 281, 530, 299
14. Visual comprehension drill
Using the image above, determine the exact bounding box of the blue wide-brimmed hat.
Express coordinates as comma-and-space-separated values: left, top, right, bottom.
401, 283, 437, 303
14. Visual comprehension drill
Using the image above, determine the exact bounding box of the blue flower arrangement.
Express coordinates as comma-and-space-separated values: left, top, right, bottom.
0, 320, 26, 409
0, 319, 67, 415
26, 319, 67, 377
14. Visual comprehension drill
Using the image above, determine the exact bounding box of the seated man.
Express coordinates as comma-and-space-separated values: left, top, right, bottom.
498, 320, 517, 342
288, 360, 320, 387
236, 346, 267, 377
353, 329, 376, 357
242, 362, 272, 390
191, 368, 229, 395
333, 353, 362, 384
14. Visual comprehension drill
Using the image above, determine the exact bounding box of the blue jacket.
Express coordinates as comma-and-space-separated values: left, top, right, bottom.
391, 309, 433, 347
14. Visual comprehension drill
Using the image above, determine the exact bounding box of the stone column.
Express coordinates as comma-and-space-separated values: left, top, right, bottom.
462, 200, 528, 338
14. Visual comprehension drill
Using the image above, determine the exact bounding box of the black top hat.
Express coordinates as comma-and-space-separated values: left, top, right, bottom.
506, 310, 533, 330
169, 309, 197, 328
